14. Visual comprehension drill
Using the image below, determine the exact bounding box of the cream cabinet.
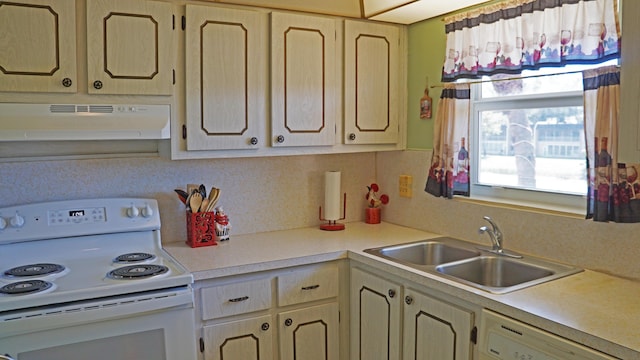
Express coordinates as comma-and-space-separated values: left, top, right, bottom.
0, 0, 77, 93
403, 287, 474, 360
270, 12, 338, 147
196, 262, 341, 359
350, 266, 402, 360
184, 5, 267, 151
202, 315, 274, 360
344, 20, 401, 145
351, 266, 476, 360
619, 0, 640, 163
278, 303, 339, 360
86, 0, 174, 95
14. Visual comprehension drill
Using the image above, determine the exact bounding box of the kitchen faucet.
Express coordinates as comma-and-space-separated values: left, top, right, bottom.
478, 216, 522, 258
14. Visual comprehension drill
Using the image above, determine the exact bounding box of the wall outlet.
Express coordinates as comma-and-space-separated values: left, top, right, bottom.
399, 175, 413, 198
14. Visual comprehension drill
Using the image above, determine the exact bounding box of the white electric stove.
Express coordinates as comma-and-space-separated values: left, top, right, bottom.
0, 198, 197, 360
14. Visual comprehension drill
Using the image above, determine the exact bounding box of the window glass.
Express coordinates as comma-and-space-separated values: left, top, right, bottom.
470, 60, 618, 208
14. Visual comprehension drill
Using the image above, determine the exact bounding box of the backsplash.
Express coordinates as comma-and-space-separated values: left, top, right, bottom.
2, 150, 638, 280
376, 150, 640, 281
0, 153, 375, 243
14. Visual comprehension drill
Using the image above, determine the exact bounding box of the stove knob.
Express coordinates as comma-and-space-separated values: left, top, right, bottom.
0, 217, 6, 230
126, 205, 139, 218
141, 204, 154, 218
10, 212, 24, 228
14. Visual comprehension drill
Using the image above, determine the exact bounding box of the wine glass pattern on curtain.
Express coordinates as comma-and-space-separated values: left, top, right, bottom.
425, 83, 471, 199
583, 66, 640, 223
442, 0, 621, 82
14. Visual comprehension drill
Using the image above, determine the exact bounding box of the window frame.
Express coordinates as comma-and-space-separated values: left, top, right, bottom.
468, 82, 587, 213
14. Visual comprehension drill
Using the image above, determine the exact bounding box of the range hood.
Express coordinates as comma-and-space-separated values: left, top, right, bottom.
0, 103, 170, 141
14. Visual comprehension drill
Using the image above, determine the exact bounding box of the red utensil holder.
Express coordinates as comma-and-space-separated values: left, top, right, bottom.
186, 212, 217, 248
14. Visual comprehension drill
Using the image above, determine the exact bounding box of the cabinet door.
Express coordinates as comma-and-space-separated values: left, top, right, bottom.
279, 303, 339, 360
403, 288, 474, 360
271, 12, 337, 147
350, 267, 401, 360
0, 0, 76, 93
202, 315, 274, 360
185, 5, 266, 151
619, 0, 640, 162
86, 0, 173, 95
344, 20, 400, 145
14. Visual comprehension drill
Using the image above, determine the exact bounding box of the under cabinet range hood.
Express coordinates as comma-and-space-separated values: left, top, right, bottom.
0, 103, 171, 141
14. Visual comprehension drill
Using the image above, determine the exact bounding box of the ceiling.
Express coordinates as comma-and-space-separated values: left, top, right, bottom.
218, 0, 492, 24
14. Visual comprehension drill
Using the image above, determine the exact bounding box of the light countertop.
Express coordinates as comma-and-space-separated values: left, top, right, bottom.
164, 222, 640, 359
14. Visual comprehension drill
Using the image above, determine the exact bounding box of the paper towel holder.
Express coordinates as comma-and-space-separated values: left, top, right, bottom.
319, 193, 346, 231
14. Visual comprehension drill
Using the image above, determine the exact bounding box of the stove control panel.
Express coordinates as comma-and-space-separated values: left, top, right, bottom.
48, 207, 107, 226
0, 198, 161, 244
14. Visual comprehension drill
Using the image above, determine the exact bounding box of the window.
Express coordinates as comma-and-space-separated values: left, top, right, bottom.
469, 61, 618, 211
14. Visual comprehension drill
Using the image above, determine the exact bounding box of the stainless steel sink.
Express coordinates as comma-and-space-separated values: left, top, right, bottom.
364, 239, 480, 266
363, 237, 582, 294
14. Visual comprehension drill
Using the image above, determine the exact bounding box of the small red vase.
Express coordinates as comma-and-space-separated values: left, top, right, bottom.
365, 207, 381, 224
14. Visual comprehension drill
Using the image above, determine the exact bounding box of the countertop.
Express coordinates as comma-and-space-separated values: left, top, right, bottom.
164, 222, 640, 359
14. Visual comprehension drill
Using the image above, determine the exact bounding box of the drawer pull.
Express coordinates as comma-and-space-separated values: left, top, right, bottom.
228, 296, 249, 303
301, 284, 320, 291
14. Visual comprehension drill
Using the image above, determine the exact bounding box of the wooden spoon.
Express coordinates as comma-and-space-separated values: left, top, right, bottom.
205, 188, 220, 212
189, 192, 203, 213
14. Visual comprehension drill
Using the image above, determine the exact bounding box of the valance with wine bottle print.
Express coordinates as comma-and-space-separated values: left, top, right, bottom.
442, 0, 621, 82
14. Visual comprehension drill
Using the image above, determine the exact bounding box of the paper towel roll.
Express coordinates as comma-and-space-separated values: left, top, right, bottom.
324, 171, 342, 220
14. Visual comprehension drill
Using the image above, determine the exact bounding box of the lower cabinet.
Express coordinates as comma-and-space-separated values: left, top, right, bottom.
202, 315, 274, 360
403, 287, 474, 360
196, 262, 341, 360
279, 303, 339, 360
351, 266, 476, 360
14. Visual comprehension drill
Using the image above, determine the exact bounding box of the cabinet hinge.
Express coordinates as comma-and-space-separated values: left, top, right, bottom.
470, 326, 478, 344
182, 124, 187, 139
199, 337, 205, 352
181, 15, 186, 31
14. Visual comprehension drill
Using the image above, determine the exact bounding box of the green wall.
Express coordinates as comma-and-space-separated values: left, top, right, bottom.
406, 17, 446, 150
406, 1, 502, 150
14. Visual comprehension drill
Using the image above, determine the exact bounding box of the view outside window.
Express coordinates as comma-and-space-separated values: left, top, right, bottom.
474, 67, 593, 196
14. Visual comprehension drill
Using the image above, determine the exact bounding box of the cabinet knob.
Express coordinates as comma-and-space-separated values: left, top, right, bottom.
388, 289, 396, 298
284, 318, 293, 327
93, 80, 103, 90
250, 137, 258, 145
276, 135, 285, 143
349, 133, 356, 141
405, 296, 413, 305
61, 78, 73, 87
261, 322, 270, 331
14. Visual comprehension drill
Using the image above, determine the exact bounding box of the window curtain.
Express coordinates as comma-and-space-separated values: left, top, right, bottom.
425, 83, 471, 199
442, 0, 621, 82
583, 66, 640, 223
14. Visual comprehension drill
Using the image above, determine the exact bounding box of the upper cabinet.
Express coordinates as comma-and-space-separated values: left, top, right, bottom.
270, 12, 337, 147
184, 5, 267, 151
344, 19, 400, 145
0, 0, 77, 93
619, 0, 640, 163
86, 0, 174, 95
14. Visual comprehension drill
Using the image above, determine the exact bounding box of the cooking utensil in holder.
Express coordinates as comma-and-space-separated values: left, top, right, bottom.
186, 212, 217, 248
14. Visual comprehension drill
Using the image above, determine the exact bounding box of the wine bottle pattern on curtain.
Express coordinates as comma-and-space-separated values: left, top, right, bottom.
425, 83, 471, 199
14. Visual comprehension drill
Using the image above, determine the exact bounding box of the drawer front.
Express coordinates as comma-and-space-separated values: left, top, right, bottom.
201, 278, 272, 320
277, 264, 338, 306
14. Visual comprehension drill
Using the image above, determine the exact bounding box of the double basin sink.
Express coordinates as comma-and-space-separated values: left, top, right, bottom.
363, 237, 582, 294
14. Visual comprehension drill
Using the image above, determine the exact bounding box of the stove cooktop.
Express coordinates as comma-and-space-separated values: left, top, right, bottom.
0, 198, 193, 313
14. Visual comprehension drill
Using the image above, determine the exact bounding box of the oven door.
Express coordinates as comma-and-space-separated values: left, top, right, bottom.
0, 287, 197, 360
